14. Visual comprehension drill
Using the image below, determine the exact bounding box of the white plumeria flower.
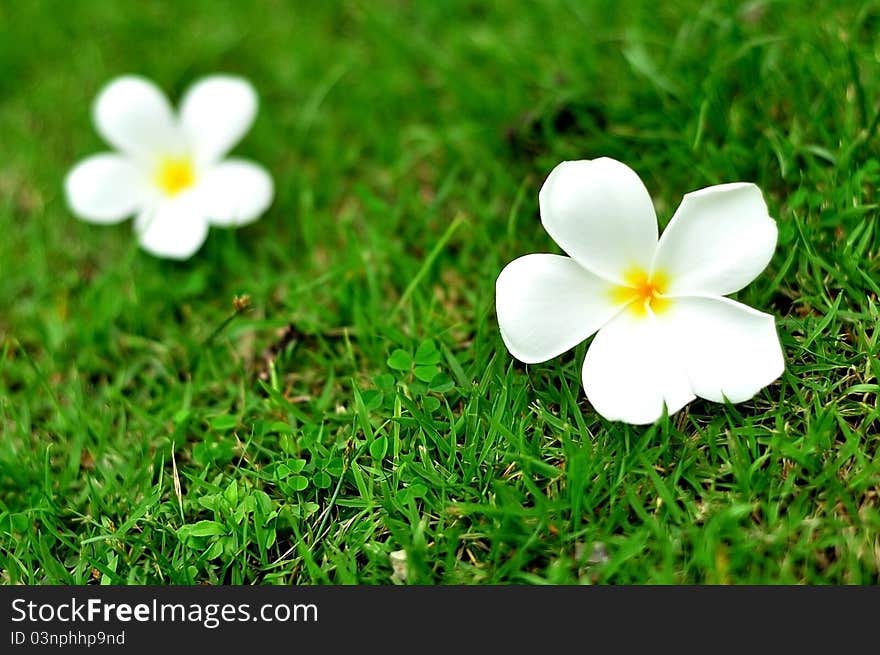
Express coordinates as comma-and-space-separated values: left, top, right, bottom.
496, 157, 785, 425
65, 74, 273, 259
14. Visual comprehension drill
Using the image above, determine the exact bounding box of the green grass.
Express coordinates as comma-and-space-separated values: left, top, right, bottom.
1, 0, 879, 584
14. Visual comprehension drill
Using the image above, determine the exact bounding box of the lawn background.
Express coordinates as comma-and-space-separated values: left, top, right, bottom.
1, 0, 879, 584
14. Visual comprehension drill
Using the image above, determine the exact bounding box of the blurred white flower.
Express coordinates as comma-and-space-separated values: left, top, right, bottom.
65, 75, 273, 259
496, 157, 785, 425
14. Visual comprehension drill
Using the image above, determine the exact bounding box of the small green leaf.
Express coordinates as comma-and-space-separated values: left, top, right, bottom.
240, 494, 256, 514
414, 340, 441, 365
369, 435, 388, 460
374, 373, 396, 392
210, 415, 239, 431
414, 365, 439, 383
254, 490, 273, 515
423, 396, 441, 413
362, 389, 384, 411
286, 458, 307, 474
429, 374, 455, 394
197, 494, 222, 511
187, 520, 226, 538
289, 475, 309, 492
223, 480, 238, 506
173, 409, 191, 425
279, 434, 297, 454
267, 421, 294, 435
325, 458, 344, 476
204, 540, 225, 559
314, 471, 332, 489
9, 513, 29, 534
387, 349, 412, 371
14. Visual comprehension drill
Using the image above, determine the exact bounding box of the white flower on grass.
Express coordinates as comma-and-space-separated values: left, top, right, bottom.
496, 157, 785, 425
65, 75, 273, 259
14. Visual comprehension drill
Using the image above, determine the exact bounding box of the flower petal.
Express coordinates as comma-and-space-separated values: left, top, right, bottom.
64, 154, 147, 224
198, 159, 274, 227
496, 254, 621, 364
582, 311, 694, 424
134, 194, 209, 260
660, 296, 784, 403
539, 158, 658, 283
179, 76, 257, 165
652, 183, 777, 296
93, 76, 179, 160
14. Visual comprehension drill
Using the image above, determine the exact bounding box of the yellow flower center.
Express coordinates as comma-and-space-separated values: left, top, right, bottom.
611, 267, 672, 317
155, 157, 196, 196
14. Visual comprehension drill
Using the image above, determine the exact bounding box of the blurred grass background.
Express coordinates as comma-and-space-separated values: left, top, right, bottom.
1, 0, 879, 583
